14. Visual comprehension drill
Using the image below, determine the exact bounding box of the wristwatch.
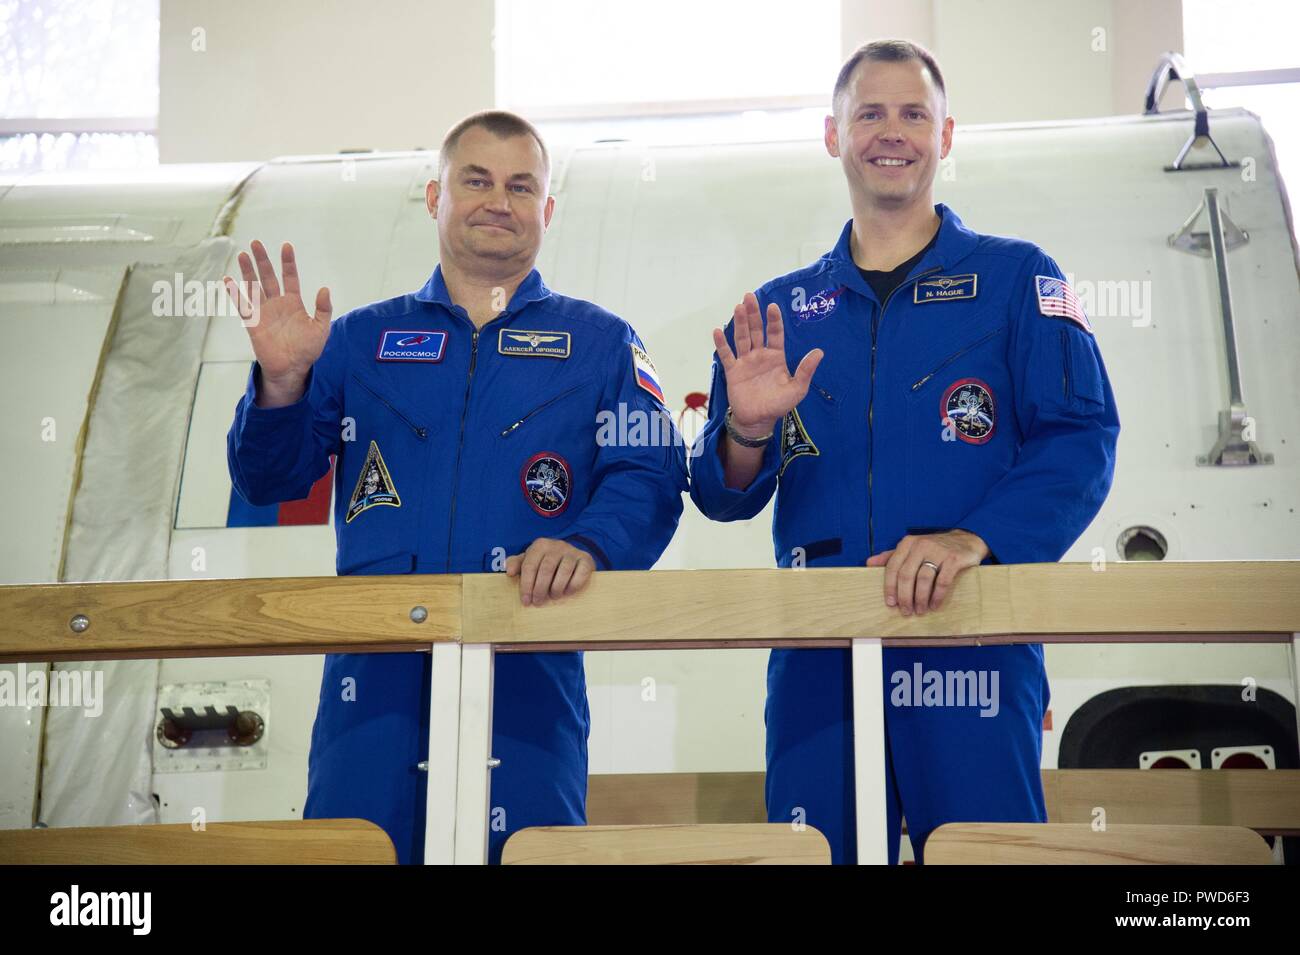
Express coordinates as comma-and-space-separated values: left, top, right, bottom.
724, 407, 774, 447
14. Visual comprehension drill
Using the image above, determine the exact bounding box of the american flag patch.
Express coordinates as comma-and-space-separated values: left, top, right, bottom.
1035, 275, 1092, 333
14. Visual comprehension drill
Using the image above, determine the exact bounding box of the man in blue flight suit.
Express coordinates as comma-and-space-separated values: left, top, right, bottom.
690, 41, 1120, 863
225, 110, 687, 864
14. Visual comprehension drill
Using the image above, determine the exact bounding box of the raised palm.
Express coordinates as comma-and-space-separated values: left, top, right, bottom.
223, 240, 332, 384
712, 292, 823, 433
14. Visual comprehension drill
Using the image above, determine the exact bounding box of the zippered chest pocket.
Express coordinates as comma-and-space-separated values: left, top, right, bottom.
499, 383, 587, 438
348, 371, 432, 440
908, 325, 1006, 394
903, 324, 1012, 455
336, 371, 436, 574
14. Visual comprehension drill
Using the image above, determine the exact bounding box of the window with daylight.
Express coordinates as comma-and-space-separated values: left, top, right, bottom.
1182, 0, 1300, 204
0, 0, 160, 172
495, 0, 841, 145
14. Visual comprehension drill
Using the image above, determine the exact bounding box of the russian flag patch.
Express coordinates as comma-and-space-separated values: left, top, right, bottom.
630, 343, 665, 404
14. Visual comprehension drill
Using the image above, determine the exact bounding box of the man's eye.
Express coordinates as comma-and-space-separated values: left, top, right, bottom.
467, 178, 487, 187
511, 184, 532, 194
908, 111, 926, 120
859, 111, 878, 121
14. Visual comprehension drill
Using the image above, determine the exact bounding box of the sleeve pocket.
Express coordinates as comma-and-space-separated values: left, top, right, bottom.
1063, 328, 1106, 411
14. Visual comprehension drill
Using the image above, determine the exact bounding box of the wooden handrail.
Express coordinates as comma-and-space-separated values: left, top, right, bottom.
2, 561, 1297, 662
583, 769, 1300, 835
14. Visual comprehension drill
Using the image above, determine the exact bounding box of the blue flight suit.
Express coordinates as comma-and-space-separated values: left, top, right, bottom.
228, 265, 687, 863
690, 204, 1120, 863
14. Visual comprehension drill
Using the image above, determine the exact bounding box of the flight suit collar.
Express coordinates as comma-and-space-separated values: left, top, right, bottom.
413, 264, 553, 318
827, 203, 981, 300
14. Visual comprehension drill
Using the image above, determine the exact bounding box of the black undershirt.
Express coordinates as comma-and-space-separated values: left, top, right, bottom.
857, 227, 940, 303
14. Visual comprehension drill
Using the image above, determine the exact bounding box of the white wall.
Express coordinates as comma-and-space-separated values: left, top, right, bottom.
841, 0, 1185, 122
157, 1, 1185, 167
158, 0, 495, 162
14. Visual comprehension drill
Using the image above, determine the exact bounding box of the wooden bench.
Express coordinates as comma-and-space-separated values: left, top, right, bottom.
0, 819, 396, 865
502, 823, 830, 865
925, 822, 1274, 865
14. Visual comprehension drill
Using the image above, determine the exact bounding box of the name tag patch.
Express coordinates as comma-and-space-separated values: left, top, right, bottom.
914, 274, 978, 303
499, 329, 571, 358
377, 330, 447, 362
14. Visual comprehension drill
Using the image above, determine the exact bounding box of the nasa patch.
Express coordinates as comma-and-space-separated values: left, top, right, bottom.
794, 287, 844, 323
346, 440, 401, 523
521, 451, 572, 517
499, 329, 571, 358
377, 330, 448, 362
779, 408, 819, 476
941, 378, 996, 445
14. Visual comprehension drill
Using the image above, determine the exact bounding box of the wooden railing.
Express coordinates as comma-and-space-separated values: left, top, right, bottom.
2, 561, 1298, 864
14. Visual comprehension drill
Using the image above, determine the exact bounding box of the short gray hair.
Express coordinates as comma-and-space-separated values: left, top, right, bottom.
438, 109, 551, 186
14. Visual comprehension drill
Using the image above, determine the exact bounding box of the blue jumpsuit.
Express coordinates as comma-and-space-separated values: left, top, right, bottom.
228, 266, 687, 864
689, 204, 1120, 863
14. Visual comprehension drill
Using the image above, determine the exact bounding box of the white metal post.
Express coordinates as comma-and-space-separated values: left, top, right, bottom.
424, 642, 462, 864
851, 637, 888, 865
1291, 634, 1300, 764
453, 643, 496, 865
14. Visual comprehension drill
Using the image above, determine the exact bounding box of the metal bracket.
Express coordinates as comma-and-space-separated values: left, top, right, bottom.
153, 680, 270, 772
1168, 192, 1249, 256
1144, 52, 1237, 172
157, 705, 265, 748
1198, 406, 1273, 467
1169, 188, 1272, 468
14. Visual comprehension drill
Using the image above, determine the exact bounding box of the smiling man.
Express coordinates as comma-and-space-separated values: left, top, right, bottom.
226, 110, 687, 864
689, 41, 1120, 863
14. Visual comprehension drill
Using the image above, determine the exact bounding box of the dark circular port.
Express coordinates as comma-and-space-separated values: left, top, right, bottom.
1118, 525, 1168, 561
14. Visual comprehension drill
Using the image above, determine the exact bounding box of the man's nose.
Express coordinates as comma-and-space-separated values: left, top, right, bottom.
484, 188, 513, 213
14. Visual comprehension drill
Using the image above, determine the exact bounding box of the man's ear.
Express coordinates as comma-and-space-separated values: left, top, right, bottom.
425, 179, 440, 217
939, 115, 955, 160
824, 114, 840, 158
543, 194, 555, 229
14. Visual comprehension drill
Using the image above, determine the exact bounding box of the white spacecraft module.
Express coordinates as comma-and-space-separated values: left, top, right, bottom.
0, 105, 1296, 834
